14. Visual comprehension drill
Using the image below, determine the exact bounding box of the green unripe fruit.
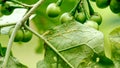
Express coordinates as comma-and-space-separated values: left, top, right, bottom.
60, 12, 73, 23
96, 0, 110, 8
46, 3, 61, 17
22, 30, 32, 42
9, 28, 24, 42
84, 20, 99, 30
110, 0, 120, 13
90, 12, 102, 25
75, 12, 86, 23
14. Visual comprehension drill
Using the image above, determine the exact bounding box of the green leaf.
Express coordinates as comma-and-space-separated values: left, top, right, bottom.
109, 26, 120, 60
0, 56, 28, 68
37, 60, 52, 68
37, 21, 107, 68
38, 45, 114, 68
45, 21, 104, 55
109, 26, 120, 67
37, 46, 57, 68
59, 44, 94, 68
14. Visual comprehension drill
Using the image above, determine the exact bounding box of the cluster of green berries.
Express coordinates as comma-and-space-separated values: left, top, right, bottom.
91, 0, 120, 14
9, 28, 33, 42
46, 1, 102, 30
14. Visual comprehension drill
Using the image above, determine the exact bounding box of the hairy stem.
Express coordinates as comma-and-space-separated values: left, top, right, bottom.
24, 24, 74, 68
1, 0, 44, 68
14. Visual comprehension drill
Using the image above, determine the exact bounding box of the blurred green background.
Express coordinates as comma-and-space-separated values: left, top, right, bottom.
0, 0, 120, 68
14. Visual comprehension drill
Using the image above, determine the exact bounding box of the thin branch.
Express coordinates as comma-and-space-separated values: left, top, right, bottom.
11, 0, 33, 8
0, 23, 16, 28
24, 24, 74, 68
1, 0, 44, 68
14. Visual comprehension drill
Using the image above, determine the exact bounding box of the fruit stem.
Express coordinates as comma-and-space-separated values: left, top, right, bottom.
81, 0, 90, 20
70, 0, 82, 16
87, 0, 94, 15
10, 0, 33, 8
24, 24, 74, 68
1, 0, 44, 68
76, 3, 82, 13
56, 0, 63, 6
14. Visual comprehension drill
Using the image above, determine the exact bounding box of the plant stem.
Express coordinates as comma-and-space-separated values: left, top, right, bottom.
0, 23, 16, 28
70, 0, 81, 16
1, 0, 44, 68
11, 0, 33, 8
86, 0, 94, 15
24, 24, 74, 68
82, 0, 90, 20
1, 22, 21, 68
56, 0, 63, 6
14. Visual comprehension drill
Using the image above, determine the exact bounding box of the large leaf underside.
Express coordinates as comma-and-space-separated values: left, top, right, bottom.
37, 21, 113, 68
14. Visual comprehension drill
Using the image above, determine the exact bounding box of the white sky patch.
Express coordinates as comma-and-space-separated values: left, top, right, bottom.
0, 9, 27, 34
